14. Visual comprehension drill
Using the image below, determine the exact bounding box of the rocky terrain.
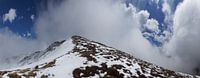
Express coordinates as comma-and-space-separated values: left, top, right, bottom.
0, 36, 199, 78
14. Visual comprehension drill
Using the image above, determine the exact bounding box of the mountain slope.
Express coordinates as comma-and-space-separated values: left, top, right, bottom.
0, 35, 199, 78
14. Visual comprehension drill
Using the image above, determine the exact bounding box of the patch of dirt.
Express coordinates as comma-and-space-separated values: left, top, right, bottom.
41, 60, 56, 69
7, 72, 21, 78
73, 63, 125, 78
41, 75, 48, 78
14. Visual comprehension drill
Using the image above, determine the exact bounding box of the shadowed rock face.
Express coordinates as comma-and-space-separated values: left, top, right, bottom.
0, 35, 199, 78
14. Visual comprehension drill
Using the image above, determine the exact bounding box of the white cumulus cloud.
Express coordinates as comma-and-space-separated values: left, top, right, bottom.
165, 0, 200, 73
3, 8, 17, 23
144, 18, 159, 33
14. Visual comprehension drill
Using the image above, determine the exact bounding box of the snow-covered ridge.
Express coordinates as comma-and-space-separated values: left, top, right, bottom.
0, 35, 199, 78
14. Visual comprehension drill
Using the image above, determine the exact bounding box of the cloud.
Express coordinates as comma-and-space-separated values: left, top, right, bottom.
165, 0, 200, 73
162, 0, 171, 15
1, 29, 41, 56
144, 18, 159, 33
3, 8, 17, 23
34, 0, 181, 71
155, 30, 171, 44
152, 0, 160, 9
35, 0, 145, 51
30, 14, 35, 20
0, 27, 43, 69
162, 0, 173, 31
0, 27, 41, 59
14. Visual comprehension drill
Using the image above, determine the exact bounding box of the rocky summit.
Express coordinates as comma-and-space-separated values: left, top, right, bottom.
0, 36, 199, 78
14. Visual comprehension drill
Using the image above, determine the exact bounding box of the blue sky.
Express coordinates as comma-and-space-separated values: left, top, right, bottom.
127, 0, 183, 46
0, 0, 40, 38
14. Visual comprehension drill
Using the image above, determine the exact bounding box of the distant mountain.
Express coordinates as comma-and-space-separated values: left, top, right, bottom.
0, 36, 199, 78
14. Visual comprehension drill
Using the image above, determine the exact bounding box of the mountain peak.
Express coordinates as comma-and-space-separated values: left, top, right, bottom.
0, 35, 199, 78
